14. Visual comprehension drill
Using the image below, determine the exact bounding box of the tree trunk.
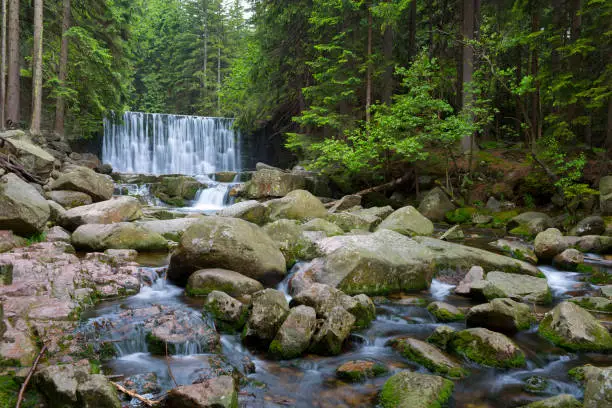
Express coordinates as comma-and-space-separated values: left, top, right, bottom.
30, 0, 43, 135
54, 0, 71, 136
5, 0, 18, 126
202, 0, 207, 100
0, 0, 7, 130
606, 99, 612, 158
408, 0, 417, 59
530, 10, 541, 148
365, 4, 372, 123
460, 0, 475, 152
381, 0, 393, 104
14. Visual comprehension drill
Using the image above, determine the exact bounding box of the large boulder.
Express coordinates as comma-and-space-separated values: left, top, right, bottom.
186, 269, 263, 298
455, 266, 485, 296
450, 328, 526, 368
301, 218, 344, 237
326, 211, 380, 232
534, 228, 568, 260
0, 173, 50, 235
418, 187, 456, 222
308, 306, 355, 355
217, 200, 270, 225
552, 248, 584, 271
167, 216, 286, 285
204, 291, 248, 332
508, 212, 554, 236
583, 366, 612, 408
571, 215, 606, 236
380, 371, 454, 408
600, 175, 612, 215
1, 131, 55, 177
59, 196, 143, 231
242, 289, 290, 345
269, 305, 317, 359
263, 219, 320, 267
519, 394, 582, 408
136, 217, 202, 242
466, 298, 536, 333
47, 190, 93, 209
151, 175, 202, 206
538, 302, 612, 351
489, 238, 538, 264
163, 376, 237, 408
72, 223, 169, 252
482, 271, 551, 304
390, 337, 466, 378
264, 189, 327, 221
376, 206, 434, 236
0, 230, 26, 252
328, 195, 362, 213
243, 167, 306, 198
50, 166, 114, 202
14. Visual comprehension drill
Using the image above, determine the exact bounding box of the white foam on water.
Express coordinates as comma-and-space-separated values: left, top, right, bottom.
430, 279, 455, 300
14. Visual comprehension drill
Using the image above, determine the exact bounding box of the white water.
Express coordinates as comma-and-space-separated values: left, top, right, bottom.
430, 278, 455, 300
539, 265, 583, 298
102, 111, 241, 175
191, 183, 234, 211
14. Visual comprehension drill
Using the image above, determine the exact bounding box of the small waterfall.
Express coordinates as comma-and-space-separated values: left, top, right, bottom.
192, 183, 234, 211
103, 111, 241, 175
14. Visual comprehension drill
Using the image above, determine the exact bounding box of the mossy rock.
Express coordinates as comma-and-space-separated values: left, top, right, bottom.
518, 394, 582, 408
450, 328, 526, 369
390, 337, 467, 379
426, 302, 465, 323
0, 374, 40, 408
569, 296, 612, 313
445, 207, 478, 224
427, 325, 457, 350
380, 371, 454, 408
335, 360, 388, 383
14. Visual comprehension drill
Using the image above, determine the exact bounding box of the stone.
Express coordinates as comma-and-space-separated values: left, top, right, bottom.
327, 212, 379, 232
455, 266, 485, 296
508, 212, 554, 236
0, 173, 50, 235
269, 305, 317, 359
483, 271, 551, 304
263, 219, 320, 267
583, 366, 612, 408
574, 235, 612, 254
426, 325, 456, 350
301, 218, 344, 236
137, 217, 202, 242
186, 269, 264, 298
380, 371, 454, 408
242, 289, 290, 344
1, 132, 55, 177
264, 189, 328, 220
59, 196, 143, 231
335, 360, 387, 383
417, 187, 456, 222
348, 294, 376, 329
243, 167, 306, 198
47, 199, 66, 223
47, 190, 93, 209
72, 223, 169, 252
489, 239, 538, 264
569, 296, 612, 313
309, 306, 355, 355
291, 283, 351, 318
377, 206, 434, 236
486, 196, 501, 212
450, 328, 526, 368
351, 205, 394, 220
77, 375, 123, 408
519, 394, 582, 408
168, 216, 286, 286
534, 228, 568, 260
390, 337, 466, 378
600, 285, 612, 299
144, 309, 219, 355
538, 302, 612, 352
104, 249, 138, 264
426, 301, 464, 322
163, 376, 237, 408
600, 175, 612, 215
328, 195, 362, 213
204, 291, 248, 331
217, 200, 270, 225
571, 215, 606, 236
151, 175, 202, 206
46, 226, 71, 243
50, 166, 114, 202
440, 225, 464, 241
214, 171, 237, 182
552, 248, 585, 271
466, 298, 536, 333
0, 230, 26, 252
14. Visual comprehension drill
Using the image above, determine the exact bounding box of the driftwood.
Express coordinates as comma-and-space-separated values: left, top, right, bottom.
324, 171, 415, 208
0, 151, 44, 184
111, 381, 161, 407
15, 344, 47, 408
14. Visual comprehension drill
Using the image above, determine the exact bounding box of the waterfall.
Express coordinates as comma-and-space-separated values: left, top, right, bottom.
102, 111, 241, 175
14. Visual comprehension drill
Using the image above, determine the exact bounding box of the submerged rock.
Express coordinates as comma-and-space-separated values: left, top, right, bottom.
380, 370, 454, 408
50, 166, 114, 202
269, 305, 317, 359
335, 360, 387, 383
163, 376, 237, 408
59, 196, 143, 231
466, 298, 536, 333
187, 268, 263, 298
450, 328, 526, 368
390, 337, 466, 378
72, 222, 169, 252
242, 289, 290, 345
418, 187, 456, 222
376, 206, 434, 236
0, 173, 50, 235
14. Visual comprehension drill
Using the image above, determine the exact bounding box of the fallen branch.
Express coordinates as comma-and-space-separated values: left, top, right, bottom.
0, 152, 44, 184
324, 171, 415, 208
165, 342, 178, 388
111, 381, 160, 407
16, 344, 47, 408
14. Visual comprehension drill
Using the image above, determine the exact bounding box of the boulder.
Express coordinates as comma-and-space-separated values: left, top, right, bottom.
538, 302, 612, 351
47, 200, 66, 223
489, 239, 538, 264
269, 305, 317, 359
59, 196, 143, 231
0, 173, 50, 235
137, 217, 201, 242
519, 394, 582, 408
217, 200, 270, 225
72, 223, 169, 252
351, 205, 394, 220
552, 248, 585, 271
508, 212, 554, 236
263, 219, 320, 266
455, 266, 485, 296
186, 269, 263, 298
144, 309, 219, 355
450, 328, 526, 368
151, 175, 202, 206
584, 366, 612, 408
482, 271, 551, 304
600, 175, 612, 215
214, 171, 237, 182
50, 166, 114, 202
47, 190, 93, 209
390, 337, 466, 378
466, 298, 536, 333
301, 218, 344, 236
348, 294, 376, 329
204, 291, 248, 332
426, 301, 464, 322
242, 289, 290, 344
46, 226, 71, 243
601, 285, 612, 299
380, 371, 454, 408
440, 225, 464, 241
309, 306, 355, 355
534, 228, 568, 260
1, 132, 55, 177
243, 167, 306, 198
163, 376, 237, 408
418, 187, 456, 222
426, 325, 456, 350
328, 195, 362, 213
569, 296, 612, 313
376, 206, 434, 236
574, 235, 612, 254
335, 360, 387, 383
104, 248, 138, 264
265, 189, 327, 220
571, 215, 606, 236
168, 216, 286, 286
327, 212, 379, 232
0, 230, 26, 252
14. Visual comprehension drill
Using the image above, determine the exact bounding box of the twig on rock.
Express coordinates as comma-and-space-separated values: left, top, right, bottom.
111, 381, 160, 406
15, 344, 47, 408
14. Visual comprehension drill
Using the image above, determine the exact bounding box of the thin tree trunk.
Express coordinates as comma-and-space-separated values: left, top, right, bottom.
217, 44, 221, 114
30, 0, 43, 135
0, 0, 7, 130
530, 10, 541, 148
5, 0, 18, 126
365, 5, 372, 123
461, 0, 475, 152
202, 0, 207, 100
381, 0, 393, 104
54, 0, 70, 136
606, 99, 612, 158
408, 0, 417, 59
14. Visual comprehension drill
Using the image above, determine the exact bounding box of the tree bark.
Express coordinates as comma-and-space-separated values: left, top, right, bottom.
408, 0, 417, 59
30, 0, 43, 135
606, 99, 612, 158
460, 0, 475, 152
365, 4, 372, 123
5, 0, 18, 126
54, 0, 71, 135
381, 0, 393, 104
0, 0, 7, 129
530, 10, 541, 148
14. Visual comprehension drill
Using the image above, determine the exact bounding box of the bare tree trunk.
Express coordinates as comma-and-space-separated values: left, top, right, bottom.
217, 44, 221, 114
365, 4, 372, 123
5, 0, 18, 126
54, 0, 70, 135
408, 0, 417, 59
202, 0, 207, 100
460, 0, 475, 152
30, 0, 43, 135
0, 0, 7, 130
530, 10, 541, 148
606, 99, 612, 158
381, 0, 393, 104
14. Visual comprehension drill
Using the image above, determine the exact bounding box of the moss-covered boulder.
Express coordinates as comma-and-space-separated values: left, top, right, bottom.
348, 294, 376, 329
264, 189, 327, 220
47, 190, 93, 209
390, 337, 467, 379
335, 360, 387, 383
269, 305, 317, 359
489, 239, 538, 264
50, 166, 114, 202
309, 306, 355, 356
418, 187, 456, 222
242, 289, 290, 345
508, 212, 554, 237
243, 167, 306, 198
0, 173, 50, 235
168, 216, 286, 285
427, 325, 456, 350
301, 218, 344, 236
204, 290, 248, 332
187, 269, 263, 298
218, 200, 270, 225
583, 365, 611, 408
466, 298, 536, 334
137, 217, 202, 242
380, 371, 454, 408
59, 196, 143, 231
450, 328, 526, 368
426, 302, 464, 322
534, 228, 568, 260
327, 211, 380, 232
538, 302, 612, 352
553, 249, 585, 271
72, 222, 169, 252
569, 296, 612, 313
482, 271, 552, 304
571, 215, 606, 237
263, 219, 320, 267
151, 175, 202, 206
377, 206, 434, 236
518, 394, 582, 408
163, 376, 238, 408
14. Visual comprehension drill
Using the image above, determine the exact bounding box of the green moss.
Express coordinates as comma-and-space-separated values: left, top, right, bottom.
450, 331, 526, 369
0, 375, 40, 408
380, 373, 454, 408
586, 269, 612, 285
0, 357, 21, 368
577, 264, 594, 273
25, 232, 46, 246
445, 207, 477, 224
538, 314, 612, 351
491, 210, 520, 228
427, 304, 464, 323
509, 225, 534, 239
567, 366, 586, 383
145, 332, 175, 355
392, 340, 467, 379
186, 282, 235, 297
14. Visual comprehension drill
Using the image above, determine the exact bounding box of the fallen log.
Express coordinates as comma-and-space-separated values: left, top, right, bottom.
0, 152, 44, 184
111, 381, 161, 407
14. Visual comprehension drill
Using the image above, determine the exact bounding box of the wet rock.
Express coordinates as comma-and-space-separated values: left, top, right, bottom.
489, 238, 538, 264
242, 289, 290, 344
309, 306, 355, 355
0, 230, 26, 252
523, 375, 549, 393
538, 302, 612, 351
335, 360, 387, 383
59, 196, 143, 231
519, 394, 582, 408
204, 291, 248, 332
50, 166, 114, 202
508, 212, 554, 237
187, 269, 263, 298
263, 219, 320, 267
151, 175, 202, 206
243, 167, 306, 198
552, 248, 585, 271
47, 190, 93, 209
269, 305, 317, 359
574, 235, 612, 254
418, 187, 456, 222
326, 211, 379, 232
301, 218, 344, 236
483, 271, 551, 304
571, 215, 606, 236
137, 217, 202, 242
377, 206, 434, 236
145, 309, 220, 355
600, 285, 612, 299
120, 373, 161, 397
380, 371, 454, 408
472, 214, 493, 225
72, 223, 168, 252
426, 301, 464, 322
390, 337, 466, 378
348, 294, 376, 329
328, 195, 362, 213
455, 266, 485, 296
163, 376, 237, 408
466, 298, 536, 333
168, 216, 286, 286
534, 228, 568, 260
0, 173, 50, 235
450, 328, 526, 368
440, 225, 464, 241
214, 171, 237, 182
600, 175, 612, 215
426, 325, 456, 350
583, 366, 611, 408
217, 200, 270, 225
